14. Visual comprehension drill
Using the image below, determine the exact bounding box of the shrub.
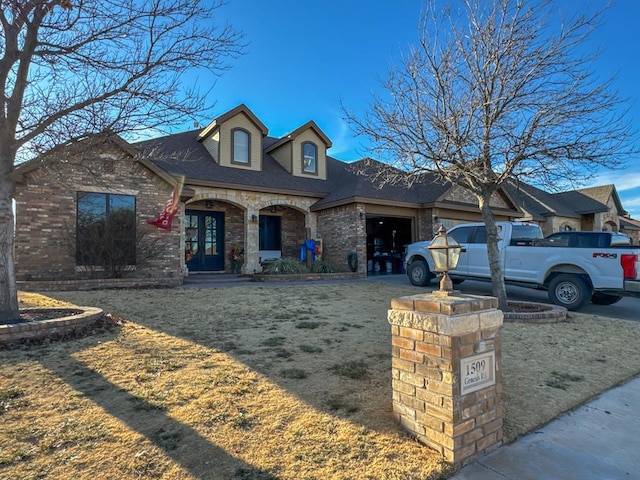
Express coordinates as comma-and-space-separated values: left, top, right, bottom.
262, 257, 309, 274
312, 260, 336, 273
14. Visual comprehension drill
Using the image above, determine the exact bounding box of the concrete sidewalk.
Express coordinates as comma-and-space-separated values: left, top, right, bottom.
452, 375, 640, 480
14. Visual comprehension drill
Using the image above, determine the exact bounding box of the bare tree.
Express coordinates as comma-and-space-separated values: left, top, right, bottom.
344, 0, 636, 310
0, 0, 243, 321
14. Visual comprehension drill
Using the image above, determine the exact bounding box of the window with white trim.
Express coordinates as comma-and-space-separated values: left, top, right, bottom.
232, 128, 250, 164
302, 142, 317, 174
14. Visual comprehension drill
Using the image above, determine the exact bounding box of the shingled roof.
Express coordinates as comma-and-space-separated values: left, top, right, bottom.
310, 158, 451, 210
576, 184, 628, 216
135, 132, 458, 209
136, 132, 333, 198
15, 123, 619, 223
620, 217, 640, 231
504, 181, 583, 220
551, 190, 610, 215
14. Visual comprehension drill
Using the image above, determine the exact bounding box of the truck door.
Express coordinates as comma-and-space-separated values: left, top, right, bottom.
447, 226, 474, 276
465, 226, 492, 278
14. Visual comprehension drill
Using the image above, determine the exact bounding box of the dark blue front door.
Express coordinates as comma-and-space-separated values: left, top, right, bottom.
185, 210, 224, 271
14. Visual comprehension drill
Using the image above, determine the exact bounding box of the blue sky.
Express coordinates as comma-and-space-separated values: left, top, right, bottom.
201, 0, 640, 217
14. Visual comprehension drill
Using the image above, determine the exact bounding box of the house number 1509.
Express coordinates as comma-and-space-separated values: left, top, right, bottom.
460, 352, 495, 396
465, 359, 486, 377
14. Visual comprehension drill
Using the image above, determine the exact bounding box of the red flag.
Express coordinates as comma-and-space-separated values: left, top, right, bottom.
147, 178, 184, 231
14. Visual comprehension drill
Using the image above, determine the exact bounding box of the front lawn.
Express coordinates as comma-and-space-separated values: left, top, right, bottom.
2, 283, 639, 479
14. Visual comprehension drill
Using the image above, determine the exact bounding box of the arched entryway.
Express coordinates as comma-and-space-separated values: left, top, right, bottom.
184, 210, 224, 271
258, 205, 306, 263
184, 199, 246, 273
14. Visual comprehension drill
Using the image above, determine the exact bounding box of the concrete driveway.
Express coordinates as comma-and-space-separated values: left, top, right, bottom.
183, 273, 640, 322
368, 274, 640, 322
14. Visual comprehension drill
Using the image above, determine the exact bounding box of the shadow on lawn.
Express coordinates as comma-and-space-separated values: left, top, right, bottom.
46, 284, 425, 437
43, 354, 279, 480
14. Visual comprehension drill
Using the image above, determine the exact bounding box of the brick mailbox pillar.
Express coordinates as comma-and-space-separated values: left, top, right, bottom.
388, 292, 504, 466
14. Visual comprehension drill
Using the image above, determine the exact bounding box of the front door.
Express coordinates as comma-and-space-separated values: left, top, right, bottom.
185, 210, 224, 271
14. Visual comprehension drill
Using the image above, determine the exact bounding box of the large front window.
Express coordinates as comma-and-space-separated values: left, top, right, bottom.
76, 192, 136, 270
232, 128, 250, 164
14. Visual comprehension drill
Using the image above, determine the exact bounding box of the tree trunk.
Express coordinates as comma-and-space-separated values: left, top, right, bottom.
478, 195, 508, 311
0, 167, 19, 322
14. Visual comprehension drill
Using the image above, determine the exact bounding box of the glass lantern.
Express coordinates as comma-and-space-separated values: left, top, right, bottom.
427, 225, 462, 294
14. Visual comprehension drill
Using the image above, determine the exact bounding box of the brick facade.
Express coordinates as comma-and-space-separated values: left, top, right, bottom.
14, 148, 182, 282
277, 206, 307, 259
316, 203, 366, 274
388, 293, 504, 465
224, 204, 245, 272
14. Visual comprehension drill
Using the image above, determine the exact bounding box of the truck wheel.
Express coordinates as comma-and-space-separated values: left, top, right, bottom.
408, 260, 432, 286
548, 274, 591, 311
591, 292, 623, 305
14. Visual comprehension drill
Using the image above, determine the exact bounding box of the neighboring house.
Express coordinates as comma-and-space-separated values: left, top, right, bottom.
619, 217, 640, 245
12, 104, 637, 288
508, 181, 630, 236
574, 185, 628, 232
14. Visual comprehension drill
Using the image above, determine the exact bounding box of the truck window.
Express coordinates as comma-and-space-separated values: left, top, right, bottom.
511, 225, 544, 246
576, 234, 603, 248
541, 233, 570, 247
449, 226, 472, 244
472, 227, 487, 244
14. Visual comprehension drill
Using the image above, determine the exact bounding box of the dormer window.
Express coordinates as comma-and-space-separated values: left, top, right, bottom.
302, 142, 317, 174
232, 128, 250, 164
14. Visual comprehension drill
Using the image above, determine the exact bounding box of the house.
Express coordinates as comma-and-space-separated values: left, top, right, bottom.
12, 104, 635, 289
508, 181, 630, 236
619, 217, 640, 245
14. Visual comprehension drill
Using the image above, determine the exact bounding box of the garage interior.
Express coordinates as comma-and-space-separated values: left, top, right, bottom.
366, 216, 413, 275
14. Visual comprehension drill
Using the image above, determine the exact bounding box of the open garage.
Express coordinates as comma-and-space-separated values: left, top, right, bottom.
365, 215, 412, 275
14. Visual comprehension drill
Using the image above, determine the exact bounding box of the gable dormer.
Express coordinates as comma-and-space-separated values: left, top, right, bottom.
196, 104, 268, 171
265, 121, 332, 180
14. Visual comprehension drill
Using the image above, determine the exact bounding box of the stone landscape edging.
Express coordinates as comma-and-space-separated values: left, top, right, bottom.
17, 277, 182, 292
0, 306, 104, 344
251, 272, 362, 282
503, 300, 567, 323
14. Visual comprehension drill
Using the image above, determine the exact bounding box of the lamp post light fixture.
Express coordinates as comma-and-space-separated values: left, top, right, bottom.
427, 225, 462, 295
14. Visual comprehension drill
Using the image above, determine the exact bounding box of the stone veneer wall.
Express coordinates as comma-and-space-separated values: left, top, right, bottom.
14, 150, 182, 282
316, 204, 366, 275
224, 204, 245, 272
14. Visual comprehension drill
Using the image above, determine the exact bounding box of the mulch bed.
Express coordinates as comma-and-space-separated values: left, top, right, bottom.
2, 308, 84, 325
504, 301, 551, 313
1, 313, 124, 349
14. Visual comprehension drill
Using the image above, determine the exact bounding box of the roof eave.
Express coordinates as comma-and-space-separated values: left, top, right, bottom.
265, 120, 333, 154
184, 178, 328, 199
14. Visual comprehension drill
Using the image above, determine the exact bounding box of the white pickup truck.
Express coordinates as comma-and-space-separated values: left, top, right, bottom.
403, 222, 640, 310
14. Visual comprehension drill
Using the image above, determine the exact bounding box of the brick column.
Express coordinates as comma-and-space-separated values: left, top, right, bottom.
388, 293, 503, 466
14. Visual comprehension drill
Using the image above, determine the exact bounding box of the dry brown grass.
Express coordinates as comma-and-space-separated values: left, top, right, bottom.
2, 283, 639, 480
